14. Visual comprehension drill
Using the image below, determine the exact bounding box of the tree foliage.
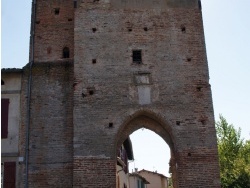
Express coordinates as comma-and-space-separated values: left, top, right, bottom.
216, 115, 250, 188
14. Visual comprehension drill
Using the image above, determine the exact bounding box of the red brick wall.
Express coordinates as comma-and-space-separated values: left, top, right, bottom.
32, 0, 74, 62
74, 156, 116, 187
20, 61, 74, 187
73, 0, 220, 187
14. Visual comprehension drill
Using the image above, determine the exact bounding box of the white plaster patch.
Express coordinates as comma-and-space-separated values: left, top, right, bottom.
138, 86, 151, 105
135, 75, 150, 85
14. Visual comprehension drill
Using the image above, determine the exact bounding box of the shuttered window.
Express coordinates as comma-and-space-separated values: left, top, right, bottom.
1, 98, 9, 139
3, 162, 16, 188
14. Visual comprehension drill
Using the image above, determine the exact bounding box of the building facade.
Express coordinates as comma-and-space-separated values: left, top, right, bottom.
117, 138, 134, 188
1, 69, 23, 188
3, 0, 221, 187
129, 172, 150, 188
138, 169, 169, 188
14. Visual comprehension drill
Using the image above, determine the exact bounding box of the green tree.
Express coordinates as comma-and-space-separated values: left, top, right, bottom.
216, 115, 250, 188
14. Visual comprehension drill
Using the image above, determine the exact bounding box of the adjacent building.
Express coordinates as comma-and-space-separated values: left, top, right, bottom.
138, 169, 169, 188
1, 69, 23, 188
129, 172, 150, 188
117, 138, 134, 188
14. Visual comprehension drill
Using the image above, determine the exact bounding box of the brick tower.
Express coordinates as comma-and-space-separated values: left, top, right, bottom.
21, 0, 220, 187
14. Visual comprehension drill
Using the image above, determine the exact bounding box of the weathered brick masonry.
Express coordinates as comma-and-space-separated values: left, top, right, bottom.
32, 0, 74, 61
20, 62, 74, 187
20, 0, 221, 187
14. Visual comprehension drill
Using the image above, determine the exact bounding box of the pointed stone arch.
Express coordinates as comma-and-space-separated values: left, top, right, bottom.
115, 109, 179, 188
115, 109, 175, 151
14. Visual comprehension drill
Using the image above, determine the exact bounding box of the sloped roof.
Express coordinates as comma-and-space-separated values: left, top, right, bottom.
129, 172, 150, 184
138, 169, 169, 179
1, 68, 23, 73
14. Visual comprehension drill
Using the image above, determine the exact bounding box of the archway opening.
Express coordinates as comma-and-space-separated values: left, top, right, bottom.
129, 128, 170, 174
115, 112, 177, 188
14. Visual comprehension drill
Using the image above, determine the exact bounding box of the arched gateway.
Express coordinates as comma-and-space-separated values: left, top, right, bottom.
21, 0, 220, 187
115, 110, 177, 187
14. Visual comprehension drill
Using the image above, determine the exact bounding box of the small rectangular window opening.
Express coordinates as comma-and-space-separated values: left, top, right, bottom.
54, 8, 60, 15
109, 123, 113, 128
92, 59, 97, 64
196, 86, 202, 92
132, 50, 142, 64
63, 47, 70, 58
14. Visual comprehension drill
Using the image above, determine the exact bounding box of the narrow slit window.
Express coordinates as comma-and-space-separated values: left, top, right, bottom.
74, 0, 77, 8
132, 50, 142, 64
63, 47, 70, 58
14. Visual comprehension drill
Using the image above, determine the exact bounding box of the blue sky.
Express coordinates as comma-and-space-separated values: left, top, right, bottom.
202, 0, 250, 140
1, 0, 250, 176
